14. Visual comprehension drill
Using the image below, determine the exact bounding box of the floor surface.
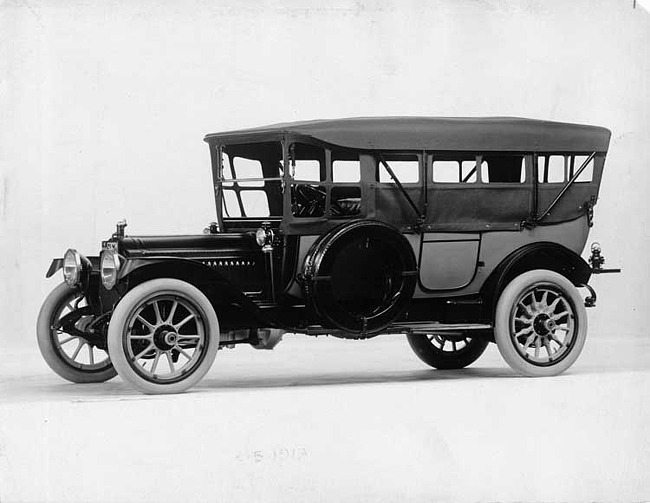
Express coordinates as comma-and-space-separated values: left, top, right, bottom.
1, 331, 649, 502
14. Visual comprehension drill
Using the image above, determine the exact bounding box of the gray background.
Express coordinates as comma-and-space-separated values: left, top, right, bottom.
1, 1, 649, 502
1, 0, 648, 346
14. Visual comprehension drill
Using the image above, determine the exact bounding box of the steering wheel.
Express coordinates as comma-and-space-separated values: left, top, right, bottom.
293, 184, 326, 217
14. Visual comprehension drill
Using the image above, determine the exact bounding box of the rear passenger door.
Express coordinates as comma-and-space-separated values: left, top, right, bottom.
419, 154, 532, 291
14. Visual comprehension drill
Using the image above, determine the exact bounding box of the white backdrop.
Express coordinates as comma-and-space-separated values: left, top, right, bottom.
1, 0, 648, 348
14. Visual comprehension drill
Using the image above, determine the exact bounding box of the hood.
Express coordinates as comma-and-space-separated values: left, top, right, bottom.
119, 233, 260, 259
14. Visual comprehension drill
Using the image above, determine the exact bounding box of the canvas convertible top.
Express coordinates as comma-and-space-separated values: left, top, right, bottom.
204, 117, 611, 153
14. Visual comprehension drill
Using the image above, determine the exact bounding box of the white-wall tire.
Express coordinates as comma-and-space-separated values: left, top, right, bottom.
37, 282, 117, 383
495, 269, 587, 377
107, 278, 219, 394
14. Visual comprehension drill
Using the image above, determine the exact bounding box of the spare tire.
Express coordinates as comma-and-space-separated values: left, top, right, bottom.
302, 220, 417, 335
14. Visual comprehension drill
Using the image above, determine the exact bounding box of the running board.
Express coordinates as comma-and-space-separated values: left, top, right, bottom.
389, 322, 492, 335
300, 322, 492, 338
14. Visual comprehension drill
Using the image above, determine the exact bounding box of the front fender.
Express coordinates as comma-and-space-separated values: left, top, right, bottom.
117, 257, 271, 327
46, 258, 64, 278
45, 256, 100, 278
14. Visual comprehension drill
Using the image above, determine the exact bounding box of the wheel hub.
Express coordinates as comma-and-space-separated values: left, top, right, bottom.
153, 325, 178, 351
163, 331, 178, 346
533, 313, 553, 336
76, 316, 94, 332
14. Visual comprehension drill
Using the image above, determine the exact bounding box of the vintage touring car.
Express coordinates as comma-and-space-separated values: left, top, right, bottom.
38, 117, 619, 394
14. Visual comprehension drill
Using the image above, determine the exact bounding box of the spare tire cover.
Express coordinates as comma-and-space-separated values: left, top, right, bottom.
302, 220, 417, 334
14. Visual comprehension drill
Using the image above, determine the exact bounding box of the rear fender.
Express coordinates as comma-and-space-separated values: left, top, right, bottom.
481, 242, 592, 316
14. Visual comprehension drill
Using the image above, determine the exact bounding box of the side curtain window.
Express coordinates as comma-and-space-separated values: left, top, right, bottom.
377, 155, 420, 183
331, 149, 361, 218
290, 143, 326, 218
432, 155, 525, 184
481, 156, 526, 183
433, 158, 478, 183
537, 154, 594, 183
289, 144, 364, 219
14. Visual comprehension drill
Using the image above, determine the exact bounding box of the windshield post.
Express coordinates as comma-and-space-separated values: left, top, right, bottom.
289, 142, 296, 178
282, 138, 292, 219
422, 149, 428, 225
209, 143, 224, 231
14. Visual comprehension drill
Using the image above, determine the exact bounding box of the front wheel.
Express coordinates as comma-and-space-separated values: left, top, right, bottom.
494, 269, 587, 377
37, 283, 117, 383
107, 279, 220, 394
407, 333, 488, 369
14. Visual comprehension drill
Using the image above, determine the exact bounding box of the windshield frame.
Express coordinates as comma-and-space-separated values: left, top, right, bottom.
212, 141, 286, 224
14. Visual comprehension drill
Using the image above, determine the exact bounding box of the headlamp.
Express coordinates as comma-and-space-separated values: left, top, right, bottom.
62, 249, 82, 287
100, 249, 121, 290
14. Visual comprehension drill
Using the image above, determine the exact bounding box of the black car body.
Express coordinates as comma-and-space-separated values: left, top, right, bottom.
38, 117, 619, 394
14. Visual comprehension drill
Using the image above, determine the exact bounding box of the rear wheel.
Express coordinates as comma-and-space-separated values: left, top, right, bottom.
107, 279, 220, 394
37, 282, 116, 383
494, 269, 587, 377
407, 333, 488, 369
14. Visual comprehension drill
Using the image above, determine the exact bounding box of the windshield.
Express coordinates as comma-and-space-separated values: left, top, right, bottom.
218, 142, 283, 218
